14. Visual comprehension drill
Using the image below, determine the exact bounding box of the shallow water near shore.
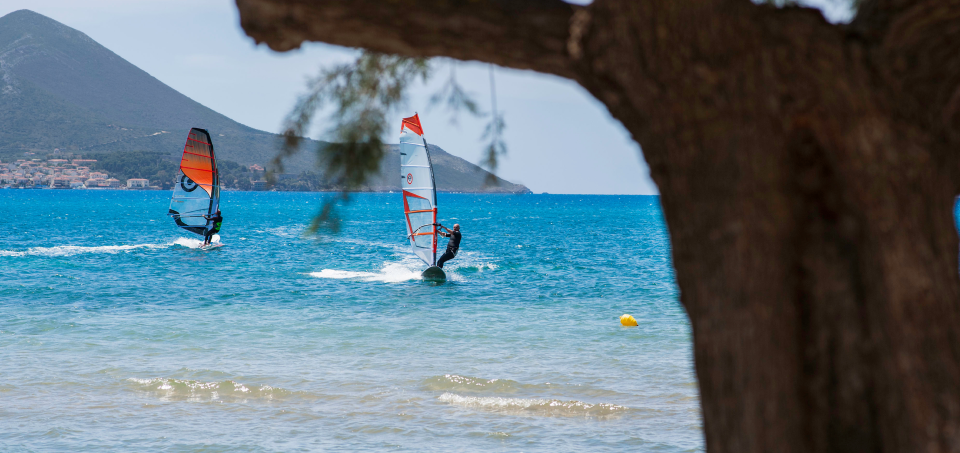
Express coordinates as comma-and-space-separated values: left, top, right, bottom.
0, 190, 702, 452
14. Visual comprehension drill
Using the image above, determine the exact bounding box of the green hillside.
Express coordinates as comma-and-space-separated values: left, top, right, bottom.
0, 9, 300, 166
0, 10, 530, 193
83, 151, 257, 191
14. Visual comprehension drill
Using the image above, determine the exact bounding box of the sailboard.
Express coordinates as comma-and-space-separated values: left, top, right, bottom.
399, 114, 445, 282
168, 128, 221, 245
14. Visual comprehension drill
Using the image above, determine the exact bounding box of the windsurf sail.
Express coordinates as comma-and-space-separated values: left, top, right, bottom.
168, 128, 219, 236
400, 114, 438, 266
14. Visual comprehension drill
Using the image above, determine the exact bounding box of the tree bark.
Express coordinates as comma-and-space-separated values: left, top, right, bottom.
236, 0, 960, 451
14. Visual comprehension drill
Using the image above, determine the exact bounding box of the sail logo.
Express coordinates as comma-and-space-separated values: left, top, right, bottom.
180, 175, 199, 192
406, 173, 413, 184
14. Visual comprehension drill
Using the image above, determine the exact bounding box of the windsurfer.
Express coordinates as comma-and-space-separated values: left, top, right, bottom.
435, 223, 461, 268
202, 209, 223, 246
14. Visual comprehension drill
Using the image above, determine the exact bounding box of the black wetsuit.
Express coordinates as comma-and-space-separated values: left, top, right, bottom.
436, 230, 461, 268
205, 213, 223, 244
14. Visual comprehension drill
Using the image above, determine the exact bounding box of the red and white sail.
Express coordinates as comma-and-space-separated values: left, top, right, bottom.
399, 114, 437, 266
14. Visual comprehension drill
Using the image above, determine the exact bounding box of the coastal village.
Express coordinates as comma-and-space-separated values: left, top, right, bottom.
0, 157, 126, 189
0, 157, 268, 190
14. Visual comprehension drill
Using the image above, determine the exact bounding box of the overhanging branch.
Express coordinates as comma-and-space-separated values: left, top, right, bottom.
235, 0, 577, 78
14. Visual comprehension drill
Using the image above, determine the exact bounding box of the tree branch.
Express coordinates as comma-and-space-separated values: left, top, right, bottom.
232, 1, 960, 452
235, 0, 577, 78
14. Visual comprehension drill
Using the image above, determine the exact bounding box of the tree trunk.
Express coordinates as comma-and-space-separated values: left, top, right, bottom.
235, 0, 960, 451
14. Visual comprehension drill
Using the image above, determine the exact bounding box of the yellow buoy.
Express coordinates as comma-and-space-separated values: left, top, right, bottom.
620, 314, 638, 326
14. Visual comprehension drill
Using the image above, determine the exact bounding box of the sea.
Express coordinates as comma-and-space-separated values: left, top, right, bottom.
0, 190, 702, 452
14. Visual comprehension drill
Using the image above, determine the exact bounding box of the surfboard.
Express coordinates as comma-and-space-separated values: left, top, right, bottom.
200, 242, 225, 250
399, 113, 443, 281
168, 128, 221, 241
421, 266, 446, 282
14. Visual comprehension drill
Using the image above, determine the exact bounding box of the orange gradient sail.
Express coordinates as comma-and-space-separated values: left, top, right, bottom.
168, 128, 220, 236
180, 129, 217, 196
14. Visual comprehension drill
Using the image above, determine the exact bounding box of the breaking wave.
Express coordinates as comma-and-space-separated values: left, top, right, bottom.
423, 374, 528, 394
126, 377, 293, 403
437, 393, 628, 418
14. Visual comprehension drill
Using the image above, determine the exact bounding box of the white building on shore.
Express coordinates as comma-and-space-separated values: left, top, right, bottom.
127, 178, 149, 188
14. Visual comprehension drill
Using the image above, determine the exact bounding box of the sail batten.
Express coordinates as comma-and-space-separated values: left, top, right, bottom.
399, 114, 438, 266
169, 128, 220, 236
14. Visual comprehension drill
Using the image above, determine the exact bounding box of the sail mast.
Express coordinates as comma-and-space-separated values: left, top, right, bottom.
421, 135, 438, 265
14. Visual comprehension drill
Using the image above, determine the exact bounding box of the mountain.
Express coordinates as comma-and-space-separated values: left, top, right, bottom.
0, 10, 530, 193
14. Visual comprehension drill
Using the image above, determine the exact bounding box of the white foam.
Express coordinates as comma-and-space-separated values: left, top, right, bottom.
126, 377, 286, 403
308, 248, 497, 283
437, 393, 628, 418
309, 261, 422, 283
172, 237, 203, 249
0, 243, 169, 257
0, 236, 223, 257
437, 251, 498, 273
171, 235, 220, 249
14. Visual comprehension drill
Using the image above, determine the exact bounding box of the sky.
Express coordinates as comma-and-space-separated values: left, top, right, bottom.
0, 0, 853, 194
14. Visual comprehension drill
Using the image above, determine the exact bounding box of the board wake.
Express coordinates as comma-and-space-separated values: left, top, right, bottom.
200, 242, 224, 250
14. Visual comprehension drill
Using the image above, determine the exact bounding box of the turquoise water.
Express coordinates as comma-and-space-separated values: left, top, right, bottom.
0, 190, 701, 452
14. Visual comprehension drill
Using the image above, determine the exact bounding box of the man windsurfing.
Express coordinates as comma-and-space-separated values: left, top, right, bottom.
435, 223, 461, 268
202, 209, 222, 246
